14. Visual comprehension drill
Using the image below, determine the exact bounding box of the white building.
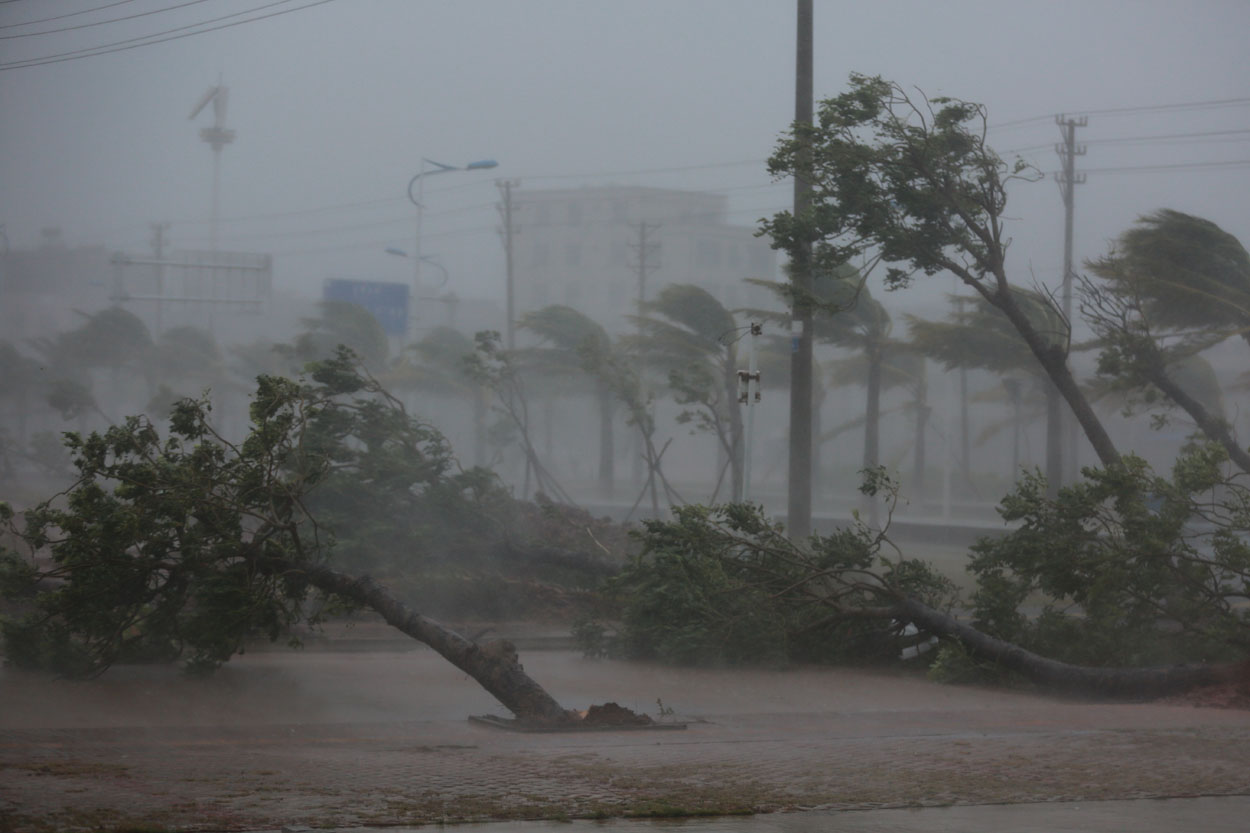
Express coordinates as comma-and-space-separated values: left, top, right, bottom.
511, 186, 778, 334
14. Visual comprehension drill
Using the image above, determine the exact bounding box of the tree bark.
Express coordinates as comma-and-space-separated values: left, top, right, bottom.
912, 371, 928, 502
275, 558, 575, 724
1147, 366, 1250, 475
1044, 380, 1063, 498
896, 596, 1242, 699
982, 283, 1122, 469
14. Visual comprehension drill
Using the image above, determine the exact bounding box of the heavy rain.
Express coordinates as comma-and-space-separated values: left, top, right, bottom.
2, 1, 1249, 830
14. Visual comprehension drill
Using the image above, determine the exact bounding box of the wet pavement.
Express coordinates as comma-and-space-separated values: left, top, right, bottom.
2, 637, 1249, 831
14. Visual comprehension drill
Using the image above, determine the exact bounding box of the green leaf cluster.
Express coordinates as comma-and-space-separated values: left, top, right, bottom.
969, 445, 1250, 666
0, 348, 594, 677
602, 488, 956, 667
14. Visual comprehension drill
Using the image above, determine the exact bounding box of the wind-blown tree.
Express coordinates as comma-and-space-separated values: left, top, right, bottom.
0, 340, 44, 447
466, 332, 575, 504
631, 285, 745, 501
32, 306, 155, 425
908, 289, 1068, 491
1085, 212, 1250, 473
762, 74, 1117, 473
1088, 209, 1250, 350
519, 306, 617, 498
602, 469, 1248, 696
0, 350, 584, 725
289, 301, 390, 370
387, 326, 488, 467
747, 73, 1250, 690
751, 266, 918, 517
146, 326, 227, 417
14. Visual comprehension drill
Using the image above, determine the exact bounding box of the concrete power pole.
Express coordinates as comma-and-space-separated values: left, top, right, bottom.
496, 179, 520, 349
787, 0, 815, 539
1055, 115, 1086, 488
627, 221, 661, 492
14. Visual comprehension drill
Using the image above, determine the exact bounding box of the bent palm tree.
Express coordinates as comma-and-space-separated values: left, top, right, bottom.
908, 288, 1067, 494
519, 306, 618, 498
630, 285, 744, 502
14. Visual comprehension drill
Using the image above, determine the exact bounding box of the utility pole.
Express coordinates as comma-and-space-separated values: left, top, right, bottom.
496, 179, 520, 349
738, 322, 762, 503
150, 223, 168, 337
627, 221, 661, 315
627, 221, 661, 492
1055, 115, 1086, 490
787, 0, 815, 539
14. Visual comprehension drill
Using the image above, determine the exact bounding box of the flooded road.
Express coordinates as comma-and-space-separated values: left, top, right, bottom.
422, 796, 1250, 833
3, 638, 1248, 831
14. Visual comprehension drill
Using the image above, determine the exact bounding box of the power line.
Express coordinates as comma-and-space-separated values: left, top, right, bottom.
1, 0, 215, 40
1080, 97, 1250, 117
1084, 128, 1250, 145
1003, 127, 1250, 155
0, 0, 334, 71
1070, 159, 1250, 175
0, 0, 136, 30
0, 0, 294, 64
990, 97, 1250, 133
525, 158, 765, 181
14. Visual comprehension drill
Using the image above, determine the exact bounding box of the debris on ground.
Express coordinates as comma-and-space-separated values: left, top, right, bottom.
580, 701, 654, 726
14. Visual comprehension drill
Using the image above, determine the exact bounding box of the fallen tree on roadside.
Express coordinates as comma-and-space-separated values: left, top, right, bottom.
0, 350, 590, 725
594, 466, 1249, 700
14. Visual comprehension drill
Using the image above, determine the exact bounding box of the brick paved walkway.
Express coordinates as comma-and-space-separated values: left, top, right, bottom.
3, 647, 1249, 831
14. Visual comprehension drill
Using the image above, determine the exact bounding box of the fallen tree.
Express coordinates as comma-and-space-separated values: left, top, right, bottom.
0, 350, 582, 725
597, 467, 1248, 700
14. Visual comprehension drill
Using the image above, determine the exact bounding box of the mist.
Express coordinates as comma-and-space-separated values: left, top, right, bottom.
3, 0, 1250, 759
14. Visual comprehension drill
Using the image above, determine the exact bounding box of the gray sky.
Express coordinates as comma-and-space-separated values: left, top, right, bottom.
3, 0, 1248, 305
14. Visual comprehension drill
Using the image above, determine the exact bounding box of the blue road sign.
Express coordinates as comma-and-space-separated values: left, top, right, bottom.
323, 278, 409, 336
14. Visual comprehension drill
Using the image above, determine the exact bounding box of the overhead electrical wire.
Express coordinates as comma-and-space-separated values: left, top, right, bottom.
0, 0, 136, 30
1071, 159, 1250, 175
0, 0, 215, 39
0, 0, 334, 70
1003, 127, 1250, 155
989, 97, 1250, 132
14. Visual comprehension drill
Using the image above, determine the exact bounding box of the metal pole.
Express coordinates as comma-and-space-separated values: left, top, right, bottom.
210, 148, 221, 253
1056, 115, 1086, 487
742, 322, 761, 503
787, 0, 815, 538
496, 179, 519, 349
414, 159, 427, 299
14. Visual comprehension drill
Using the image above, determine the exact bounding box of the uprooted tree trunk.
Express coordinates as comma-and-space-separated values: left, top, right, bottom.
893, 596, 1244, 699
279, 558, 576, 725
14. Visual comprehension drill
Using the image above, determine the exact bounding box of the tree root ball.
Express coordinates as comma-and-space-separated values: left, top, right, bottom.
579, 702, 654, 726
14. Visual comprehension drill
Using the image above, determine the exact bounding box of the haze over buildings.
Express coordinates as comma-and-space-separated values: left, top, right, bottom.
1, 0, 1248, 502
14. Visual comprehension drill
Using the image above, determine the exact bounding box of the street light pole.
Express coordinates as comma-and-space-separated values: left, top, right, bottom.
406, 157, 497, 335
